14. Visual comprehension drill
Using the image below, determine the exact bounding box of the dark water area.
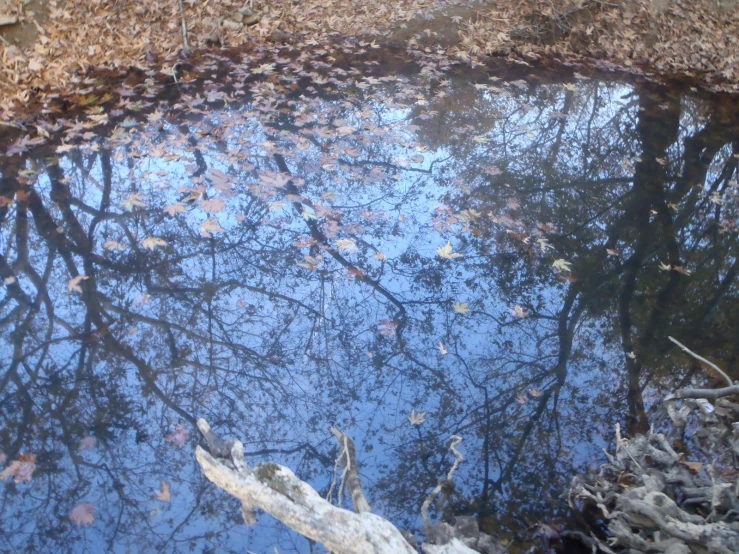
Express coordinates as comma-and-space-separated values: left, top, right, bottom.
2, 42, 739, 553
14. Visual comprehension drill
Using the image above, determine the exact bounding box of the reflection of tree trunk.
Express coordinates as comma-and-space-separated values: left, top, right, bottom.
620, 86, 681, 435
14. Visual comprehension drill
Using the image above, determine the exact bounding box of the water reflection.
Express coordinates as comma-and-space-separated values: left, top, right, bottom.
1, 45, 739, 553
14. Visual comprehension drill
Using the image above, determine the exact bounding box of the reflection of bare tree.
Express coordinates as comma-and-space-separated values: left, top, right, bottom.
1, 54, 739, 553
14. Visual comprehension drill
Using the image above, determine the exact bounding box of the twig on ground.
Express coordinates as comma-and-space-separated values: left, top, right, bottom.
176, 0, 190, 50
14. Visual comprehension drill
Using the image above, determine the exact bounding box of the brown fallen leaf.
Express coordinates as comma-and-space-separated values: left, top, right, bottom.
165, 424, 189, 447
78, 436, 97, 451
681, 460, 703, 474
155, 480, 171, 502
0, 453, 37, 483
69, 503, 95, 528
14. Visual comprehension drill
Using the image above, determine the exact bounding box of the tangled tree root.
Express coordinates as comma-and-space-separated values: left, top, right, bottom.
569, 391, 739, 553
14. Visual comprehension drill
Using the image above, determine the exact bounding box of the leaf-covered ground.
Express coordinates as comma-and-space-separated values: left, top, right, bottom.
1, 0, 739, 123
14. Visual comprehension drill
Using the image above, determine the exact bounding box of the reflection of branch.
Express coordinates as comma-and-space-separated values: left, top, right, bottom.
272, 152, 407, 315
337, 156, 448, 175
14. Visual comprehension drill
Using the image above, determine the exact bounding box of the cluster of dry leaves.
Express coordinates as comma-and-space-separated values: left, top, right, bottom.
0, 0, 444, 107
2, 0, 739, 122
459, 0, 739, 90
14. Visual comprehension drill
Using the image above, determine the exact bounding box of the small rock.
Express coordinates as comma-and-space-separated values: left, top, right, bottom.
204, 31, 222, 46
0, 14, 18, 27
244, 14, 260, 26
269, 29, 289, 42
222, 19, 243, 31
232, 12, 243, 22
237, 6, 254, 17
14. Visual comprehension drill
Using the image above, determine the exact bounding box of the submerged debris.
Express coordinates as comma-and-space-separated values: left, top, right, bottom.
569, 395, 739, 554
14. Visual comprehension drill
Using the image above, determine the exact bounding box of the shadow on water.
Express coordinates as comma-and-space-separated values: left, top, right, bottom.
2, 41, 739, 552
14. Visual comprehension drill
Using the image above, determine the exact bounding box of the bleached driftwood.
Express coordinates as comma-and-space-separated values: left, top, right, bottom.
195, 419, 416, 554
195, 419, 502, 554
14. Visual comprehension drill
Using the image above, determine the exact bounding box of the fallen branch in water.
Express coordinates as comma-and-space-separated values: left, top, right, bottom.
674, 383, 739, 400
195, 419, 503, 554
668, 335, 734, 387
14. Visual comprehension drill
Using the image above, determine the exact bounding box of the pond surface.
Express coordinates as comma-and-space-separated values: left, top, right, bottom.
2, 42, 739, 553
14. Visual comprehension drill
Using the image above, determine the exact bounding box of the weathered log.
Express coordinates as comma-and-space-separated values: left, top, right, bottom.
195, 419, 502, 554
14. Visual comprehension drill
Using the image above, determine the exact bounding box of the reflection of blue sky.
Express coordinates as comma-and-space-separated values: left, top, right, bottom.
1, 56, 736, 553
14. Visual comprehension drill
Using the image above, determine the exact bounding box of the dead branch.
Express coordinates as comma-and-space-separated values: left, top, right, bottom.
669, 336, 733, 387
330, 427, 371, 514
195, 419, 506, 554
195, 426, 417, 553
176, 0, 190, 50
675, 384, 739, 400
422, 435, 464, 535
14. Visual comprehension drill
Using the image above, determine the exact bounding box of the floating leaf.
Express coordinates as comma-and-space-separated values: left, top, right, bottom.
552, 259, 572, 273
200, 218, 226, 238
165, 424, 188, 447
0, 453, 37, 483
141, 237, 166, 250
453, 301, 470, 314
297, 255, 323, 271
334, 239, 358, 254
163, 203, 187, 216
437, 241, 463, 260
377, 319, 397, 337
68, 275, 90, 294
681, 460, 704, 474
69, 503, 95, 528
104, 240, 128, 251
155, 480, 171, 502
78, 437, 97, 451
200, 197, 226, 213
346, 267, 365, 279
301, 206, 318, 220
408, 409, 426, 426
537, 238, 553, 252
120, 193, 148, 211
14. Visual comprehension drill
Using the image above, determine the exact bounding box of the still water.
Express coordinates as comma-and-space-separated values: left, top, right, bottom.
1, 42, 739, 553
